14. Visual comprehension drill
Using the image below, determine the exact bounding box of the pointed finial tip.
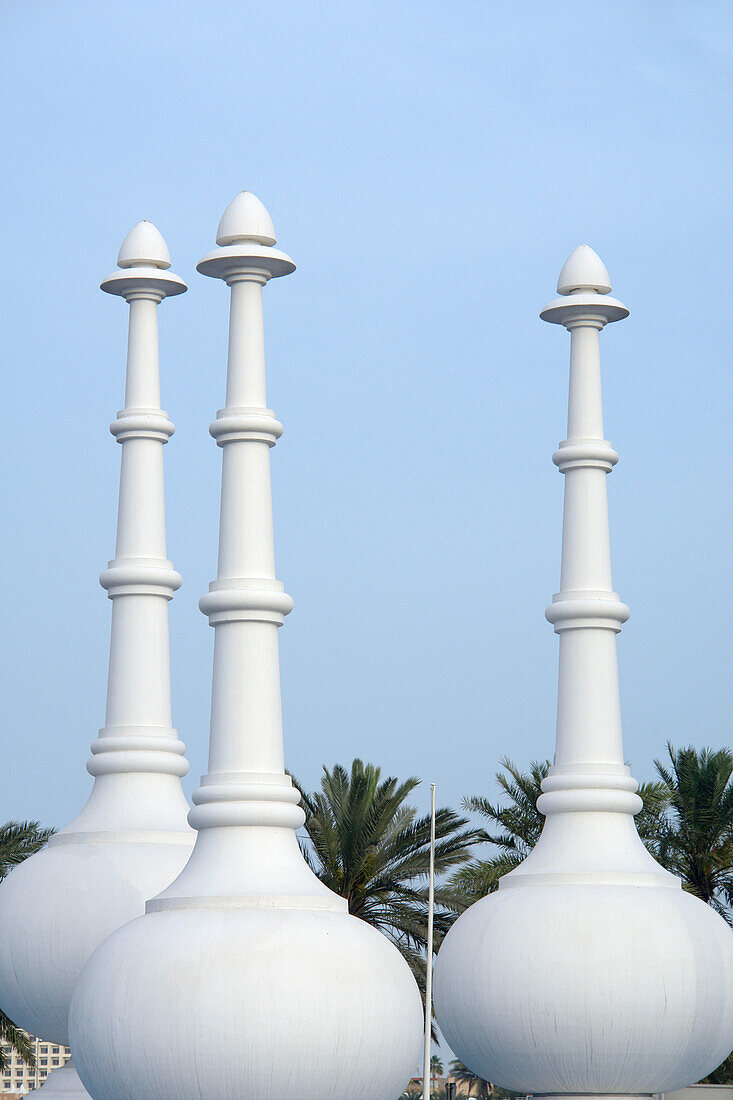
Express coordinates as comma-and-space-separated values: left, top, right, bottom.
117, 220, 172, 270
557, 244, 612, 295
216, 191, 277, 247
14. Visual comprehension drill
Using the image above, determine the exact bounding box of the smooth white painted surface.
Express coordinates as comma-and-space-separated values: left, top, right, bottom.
0, 225, 193, 1097
32, 1060, 86, 1097
70, 193, 423, 1100
433, 247, 733, 1097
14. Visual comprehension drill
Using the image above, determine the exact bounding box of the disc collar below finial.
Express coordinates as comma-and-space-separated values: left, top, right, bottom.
102, 221, 186, 299
197, 191, 295, 281
541, 244, 627, 325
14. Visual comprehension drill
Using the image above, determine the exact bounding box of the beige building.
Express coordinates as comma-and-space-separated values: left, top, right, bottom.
1, 1037, 70, 1092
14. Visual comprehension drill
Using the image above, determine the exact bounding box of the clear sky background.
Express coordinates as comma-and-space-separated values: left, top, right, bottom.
1, 3, 731, 845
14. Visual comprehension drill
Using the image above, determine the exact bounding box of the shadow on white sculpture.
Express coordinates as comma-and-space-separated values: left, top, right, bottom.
433, 245, 733, 1099
0, 222, 194, 1098
68, 193, 424, 1100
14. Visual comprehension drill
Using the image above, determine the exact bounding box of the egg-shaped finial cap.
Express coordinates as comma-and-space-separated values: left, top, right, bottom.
557, 244, 612, 295
117, 221, 172, 270
216, 191, 277, 247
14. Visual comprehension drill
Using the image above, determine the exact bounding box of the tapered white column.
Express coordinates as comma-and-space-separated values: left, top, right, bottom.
87, 222, 189, 803
162, 191, 310, 862
69, 193, 423, 1100
434, 246, 733, 1099
532, 247, 637, 834
0, 221, 193, 1099
544, 251, 628, 775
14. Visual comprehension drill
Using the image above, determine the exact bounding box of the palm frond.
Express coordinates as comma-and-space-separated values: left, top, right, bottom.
0, 1010, 35, 1070
0, 821, 54, 881
653, 744, 733, 919
296, 759, 481, 1006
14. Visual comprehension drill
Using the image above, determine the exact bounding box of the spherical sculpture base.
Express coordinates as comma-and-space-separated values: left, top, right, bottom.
70, 903, 423, 1100
0, 828, 192, 1044
434, 878, 733, 1096
435, 247, 733, 1099
69, 195, 424, 1100
0, 221, 192, 1100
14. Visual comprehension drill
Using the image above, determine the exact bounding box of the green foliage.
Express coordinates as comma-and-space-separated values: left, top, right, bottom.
447, 1058, 527, 1099
0, 821, 54, 880
652, 743, 733, 921
448, 757, 548, 903
430, 1053, 444, 1092
0, 1011, 35, 1073
0, 819, 54, 1071
292, 759, 482, 1032
449, 1058, 491, 1099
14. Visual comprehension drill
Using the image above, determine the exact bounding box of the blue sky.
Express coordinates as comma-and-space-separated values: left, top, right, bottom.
1, 1, 731, 836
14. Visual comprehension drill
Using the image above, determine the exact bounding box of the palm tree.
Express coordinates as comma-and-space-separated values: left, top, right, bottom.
448, 758, 548, 901
651, 745, 733, 1083
652, 744, 733, 923
449, 1058, 491, 1099
292, 759, 482, 1014
0, 820, 54, 1071
449, 757, 669, 904
430, 1052, 444, 1093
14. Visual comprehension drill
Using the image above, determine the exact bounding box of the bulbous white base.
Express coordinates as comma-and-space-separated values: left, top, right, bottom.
32, 1061, 90, 1097
70, 905, 423, 1100
434, 882, 733, 1095
0, 835, 192, 1043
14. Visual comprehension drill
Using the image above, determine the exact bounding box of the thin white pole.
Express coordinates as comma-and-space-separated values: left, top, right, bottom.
423, 782, 436, 1100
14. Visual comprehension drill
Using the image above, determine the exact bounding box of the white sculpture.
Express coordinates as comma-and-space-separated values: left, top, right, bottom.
69, 193, 424, 1100
0, 222, 194, 1097
434, 246, 733, 1097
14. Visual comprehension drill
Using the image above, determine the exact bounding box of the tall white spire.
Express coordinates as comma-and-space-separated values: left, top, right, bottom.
434, 246, 733, 1098
540, 245, 632, 793
70, 192, 423, 1100
0, 222, 193, 1099
89, 223, 189, 797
